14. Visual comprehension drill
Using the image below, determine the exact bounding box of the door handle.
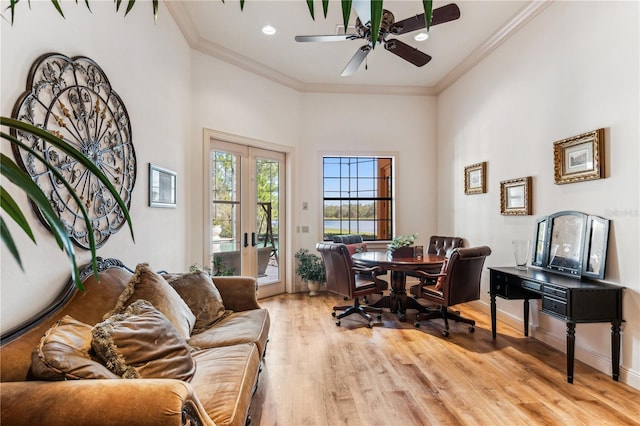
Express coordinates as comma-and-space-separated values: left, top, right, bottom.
243, 232, 248, 248
251, 232, 257, 247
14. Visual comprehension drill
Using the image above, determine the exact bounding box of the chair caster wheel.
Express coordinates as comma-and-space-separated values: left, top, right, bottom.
469, 326, 475, 333
442, 330, 449, 337
331, 312, 336, 317
377, 315, 382, 320
335, 320, 341, 326
414, 322, 420, 328
367, 322, 372, 329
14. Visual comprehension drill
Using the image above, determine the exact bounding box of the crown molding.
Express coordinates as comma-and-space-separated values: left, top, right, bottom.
434, 0, 554, 94
166, 0, 552, 97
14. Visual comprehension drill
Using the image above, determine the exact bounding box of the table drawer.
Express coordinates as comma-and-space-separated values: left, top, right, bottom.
543, 284, 567, 300
522, 280, 542, 292
542, 295, 568, 318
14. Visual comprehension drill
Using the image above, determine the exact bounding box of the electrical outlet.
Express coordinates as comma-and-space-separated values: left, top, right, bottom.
301, 225, 309, 233
302, 201, 308, 210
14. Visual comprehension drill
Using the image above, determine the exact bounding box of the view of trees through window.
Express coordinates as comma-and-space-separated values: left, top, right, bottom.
210, 152, 279, 248
323, 156, 393, 241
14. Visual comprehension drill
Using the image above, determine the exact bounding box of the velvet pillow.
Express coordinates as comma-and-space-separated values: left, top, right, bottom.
31, 316, 119, 380
163, 271, 226, 334
108, 263, 195, 339
91, 300, 196, 381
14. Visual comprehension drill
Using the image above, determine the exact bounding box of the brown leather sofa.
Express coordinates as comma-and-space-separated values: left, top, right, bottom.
0, 258, 270, 426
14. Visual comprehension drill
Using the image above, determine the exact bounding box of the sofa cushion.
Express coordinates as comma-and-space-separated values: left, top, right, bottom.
30, 316, 119, 380
163, 271, 227, 334
190, 344, 260, 426
92, 300, 196, 381
188, 308, 270, 357
108, 263, 195, 339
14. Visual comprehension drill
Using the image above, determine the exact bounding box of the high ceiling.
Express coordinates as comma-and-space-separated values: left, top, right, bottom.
167, 1, 550, 94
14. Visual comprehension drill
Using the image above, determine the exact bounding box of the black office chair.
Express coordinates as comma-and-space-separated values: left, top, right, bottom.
411, 246, 491, 336
316, 243, 388, 328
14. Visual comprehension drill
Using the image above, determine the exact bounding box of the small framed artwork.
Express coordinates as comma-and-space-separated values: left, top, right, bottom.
464, 162, 487, 195
149, 164, 177, 208
500, 176, 532, 215
554, 128, 604, 184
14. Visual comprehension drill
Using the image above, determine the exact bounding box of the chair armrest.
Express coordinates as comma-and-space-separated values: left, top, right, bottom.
0, 379, 214, 426
353, 265, 385, 276
211, 276, 261, 311
411, 270, 447, 280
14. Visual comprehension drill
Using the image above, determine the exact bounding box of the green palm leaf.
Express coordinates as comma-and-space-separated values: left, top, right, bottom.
0, 185, 35, 244
1, 153, 82, 288
370, 0, 383, 49
1, 217, 24, 270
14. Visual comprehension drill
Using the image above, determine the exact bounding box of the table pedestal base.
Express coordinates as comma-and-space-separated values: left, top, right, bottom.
368, 270, 435, 322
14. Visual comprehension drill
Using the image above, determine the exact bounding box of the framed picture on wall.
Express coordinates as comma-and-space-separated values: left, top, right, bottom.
500, 176, 532, 215
464, 162, 487, 195
149, 164, 177, 208
553, 128, 605, 184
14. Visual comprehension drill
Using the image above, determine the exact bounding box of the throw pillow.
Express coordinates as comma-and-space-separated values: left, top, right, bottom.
31, 315, 119, 380
107, 263, 195, 339
163, 271, 226, 334
91, 300, 196, 381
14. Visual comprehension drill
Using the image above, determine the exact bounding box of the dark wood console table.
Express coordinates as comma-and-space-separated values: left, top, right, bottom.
489, 266, 623, 383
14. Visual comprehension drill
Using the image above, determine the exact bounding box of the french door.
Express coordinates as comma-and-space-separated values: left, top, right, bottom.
206, 138, 285, 298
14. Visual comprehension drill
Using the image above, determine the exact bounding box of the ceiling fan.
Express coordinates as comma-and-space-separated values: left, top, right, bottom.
295, 3, 461, 76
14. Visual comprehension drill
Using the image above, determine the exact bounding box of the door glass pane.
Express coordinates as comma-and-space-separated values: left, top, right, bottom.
256, 158, 280, 285
210, 150, 241, 276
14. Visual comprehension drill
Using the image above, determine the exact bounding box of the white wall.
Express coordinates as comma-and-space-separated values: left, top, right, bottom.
1, 2, 191, 331
437, 1, 639, 386
187, 51, 301, 272
297, 93, 438, 290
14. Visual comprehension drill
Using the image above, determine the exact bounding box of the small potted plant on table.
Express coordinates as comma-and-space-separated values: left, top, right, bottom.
387, 233, 418, 259
295, 248, 326, 296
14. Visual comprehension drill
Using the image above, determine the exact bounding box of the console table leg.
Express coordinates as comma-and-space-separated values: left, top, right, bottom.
490, 293, 497, 339
523, 298, 530, 337
566, 322, 576, 384
611, 321, 621, 381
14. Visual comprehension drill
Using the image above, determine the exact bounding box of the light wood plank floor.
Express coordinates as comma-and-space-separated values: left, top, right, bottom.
249, 292, 639, 426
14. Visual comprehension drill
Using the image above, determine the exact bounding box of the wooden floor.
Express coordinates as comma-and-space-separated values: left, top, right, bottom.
248, 291, 640, 426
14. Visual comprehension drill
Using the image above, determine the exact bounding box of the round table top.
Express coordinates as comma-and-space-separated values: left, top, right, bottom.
352, 251, 445, 268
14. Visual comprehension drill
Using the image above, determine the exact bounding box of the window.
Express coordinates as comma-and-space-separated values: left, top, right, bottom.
323, 156, 393, 241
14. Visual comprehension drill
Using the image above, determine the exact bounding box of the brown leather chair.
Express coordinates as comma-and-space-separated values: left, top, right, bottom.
407, 235, 463, 285
316, 242, 388, 328
410, 246, 491, 336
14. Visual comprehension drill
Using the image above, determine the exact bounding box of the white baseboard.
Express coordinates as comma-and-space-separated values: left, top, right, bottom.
470, 300, 640, 390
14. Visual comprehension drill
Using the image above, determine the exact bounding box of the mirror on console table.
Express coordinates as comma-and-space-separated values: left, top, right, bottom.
531, 210, 610, 280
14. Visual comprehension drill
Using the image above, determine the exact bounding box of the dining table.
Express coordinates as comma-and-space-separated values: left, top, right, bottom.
352, 251, 446, 322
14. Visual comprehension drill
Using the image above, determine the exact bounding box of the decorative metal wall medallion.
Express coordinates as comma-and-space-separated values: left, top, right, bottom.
11, 53, 136, 249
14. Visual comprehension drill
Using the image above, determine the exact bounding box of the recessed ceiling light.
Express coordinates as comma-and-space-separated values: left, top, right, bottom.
262, 25, 276, 35
414, 32, 429, 41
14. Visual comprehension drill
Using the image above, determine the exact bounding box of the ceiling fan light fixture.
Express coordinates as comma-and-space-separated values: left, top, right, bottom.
414, 32, 429, 41
262, 25, 276, 35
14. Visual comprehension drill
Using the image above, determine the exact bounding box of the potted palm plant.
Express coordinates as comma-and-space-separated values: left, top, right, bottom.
295, 248, 326, 296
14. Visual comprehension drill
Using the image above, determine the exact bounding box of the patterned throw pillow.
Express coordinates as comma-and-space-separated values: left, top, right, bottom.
107, 263, 195, 339
31, 315, 119, 380
91, 300, 196, 381
163, 271, 227, 334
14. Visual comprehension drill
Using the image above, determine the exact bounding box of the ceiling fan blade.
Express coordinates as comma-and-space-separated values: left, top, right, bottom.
353, 0, 371, 25
384, 39, 431, 67
295, 34, 358, 42
432, 3, 461, 26
390, 3, 461, 35
341, 45, 372, 77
